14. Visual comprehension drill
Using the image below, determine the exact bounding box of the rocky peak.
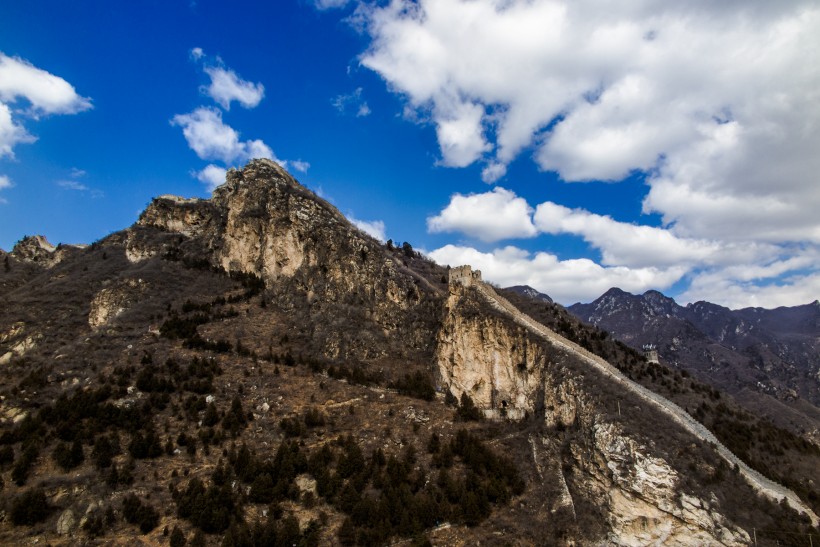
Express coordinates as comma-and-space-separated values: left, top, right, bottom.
129, 159, 446, 363
641, 289, 679, 317
686, 300, 729, 316
13, 234, 55, 254
10, 235, 61, 267
504, 285, 553, 304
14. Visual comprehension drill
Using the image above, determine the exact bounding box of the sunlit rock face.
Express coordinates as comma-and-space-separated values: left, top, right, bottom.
436, 268, 751, 546
135, 159, 443, 363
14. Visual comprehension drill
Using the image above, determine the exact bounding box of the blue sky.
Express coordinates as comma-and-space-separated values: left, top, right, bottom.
1, 0, 818, 308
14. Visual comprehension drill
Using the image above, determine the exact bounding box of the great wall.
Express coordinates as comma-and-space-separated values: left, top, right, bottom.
448, 265, 819, 526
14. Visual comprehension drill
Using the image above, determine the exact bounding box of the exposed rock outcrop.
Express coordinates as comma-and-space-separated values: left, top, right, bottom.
10, 235, 84, 267
88, 278, 148, 328
436, 265, 817, 542
133, 159, 443, 362
0, 321, 40, 364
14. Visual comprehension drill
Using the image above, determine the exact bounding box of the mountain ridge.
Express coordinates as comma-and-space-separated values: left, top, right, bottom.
1, 160, 818, 545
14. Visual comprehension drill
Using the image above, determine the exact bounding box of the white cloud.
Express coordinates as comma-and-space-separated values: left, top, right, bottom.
481, 162, 506, 184
426, 186, 817, 306
0, 174, 11, 190
0, 53, 92, 116
245, 139, 274, 161
680, 270, 820, 310
196, 164, 228, 191
332, 88, 371, 117
349, 216, 387, 241
358, 0, 820, 245
314, 0, 350, 10
0, 54, 90, 159
428, 187, 536, 242
54, 167, 103, 196
57, 180, 89, 191
0, 102, 35, 158
171, 107, 275, 164
289, 160, 310, 173
530, 201, 777, 269
429, 244, 685, 304
202, 65, 265, 110
434, 100, 489, 167
176, 53, 308, 187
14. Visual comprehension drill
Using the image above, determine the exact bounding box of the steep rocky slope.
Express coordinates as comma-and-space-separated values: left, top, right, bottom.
0, 160, 817, 546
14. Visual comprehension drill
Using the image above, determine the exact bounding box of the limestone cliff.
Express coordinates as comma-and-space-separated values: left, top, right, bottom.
436, 268, 547, 420
133, 159, 444, 362
88, 278, 148, 328
435, 266, 813, 543
9, 235, 84, 268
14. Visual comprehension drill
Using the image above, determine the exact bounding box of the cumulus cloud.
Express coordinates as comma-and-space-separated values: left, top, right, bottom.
0, 102, 35, 158
358, 0, 820, 245
349, 216, 387, 241
429, 244, 685, 304
0, 54, 90, 162
195, 164, 228, 191
175, 52, 307, 191
427, 186, 815, 306
202, 65, 265, 110
481, 162, 506, 184
171, 107, 275, 164
189, 49, 264, 110
680, 270, 820, 310
0, 174, 12, 202
332, 88, 371, 117
289, 160, 310, 173
428, 187, 536, 242
0, 53, 92, 116
0, 175, 8, 204
535, 201, 707, 267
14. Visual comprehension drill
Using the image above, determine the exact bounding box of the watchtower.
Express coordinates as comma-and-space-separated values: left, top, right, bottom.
642, 344, 659, 364
449, 265, 482, 288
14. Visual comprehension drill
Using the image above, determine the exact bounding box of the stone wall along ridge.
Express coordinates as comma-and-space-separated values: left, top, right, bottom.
449, 270, 819, 526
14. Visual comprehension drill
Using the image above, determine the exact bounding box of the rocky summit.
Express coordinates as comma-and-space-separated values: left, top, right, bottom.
1, 159, 818, 546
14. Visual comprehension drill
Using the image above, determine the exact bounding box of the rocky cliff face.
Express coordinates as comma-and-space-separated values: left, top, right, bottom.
134, 159, 444, 363
437, 268, 807, 544
9, 235, 84, 268
88, 278, 148, 328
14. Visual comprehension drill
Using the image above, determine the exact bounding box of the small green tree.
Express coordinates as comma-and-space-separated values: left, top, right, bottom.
10, 488, 51, 525
457, 393, 482, 421
170, 526, 187, 547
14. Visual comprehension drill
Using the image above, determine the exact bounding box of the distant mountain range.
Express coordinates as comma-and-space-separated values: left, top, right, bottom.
553, 286, 819, 436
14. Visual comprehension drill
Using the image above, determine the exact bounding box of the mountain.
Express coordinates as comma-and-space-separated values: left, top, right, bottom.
568, 288, 820, 442
504, 285, 554, 304
1, 160, 818, 545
